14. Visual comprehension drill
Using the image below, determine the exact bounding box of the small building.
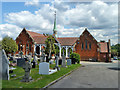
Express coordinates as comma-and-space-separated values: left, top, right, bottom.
15, 12, 111, 62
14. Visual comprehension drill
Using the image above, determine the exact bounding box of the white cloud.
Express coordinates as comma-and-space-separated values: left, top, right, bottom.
1, 1, 118, 45
0, 24, 22, 40
25, 0, 39, 6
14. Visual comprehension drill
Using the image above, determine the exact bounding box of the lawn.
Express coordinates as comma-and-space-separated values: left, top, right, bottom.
2, 63, 81, 88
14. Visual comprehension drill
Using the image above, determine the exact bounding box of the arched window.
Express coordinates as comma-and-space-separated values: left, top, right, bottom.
89, 43, 91, 50
26, 44, 28, 50
18, 44, 20, 51
29, 44, 31, 51
85, 40, 87, 49
81, 43, 84, 50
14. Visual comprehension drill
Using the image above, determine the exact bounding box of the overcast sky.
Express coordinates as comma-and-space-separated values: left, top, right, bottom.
0, 0, 118, 45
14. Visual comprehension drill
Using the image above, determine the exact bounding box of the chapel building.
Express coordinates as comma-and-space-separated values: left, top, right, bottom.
15, 12, 111, 62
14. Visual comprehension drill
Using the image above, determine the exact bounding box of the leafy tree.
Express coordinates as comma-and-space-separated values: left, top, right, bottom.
2, 36, 18, 54
45, 35, 56, 59
111, 44, 120, 57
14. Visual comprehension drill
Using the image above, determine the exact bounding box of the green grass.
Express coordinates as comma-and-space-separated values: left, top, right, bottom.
2, 64, 81, 88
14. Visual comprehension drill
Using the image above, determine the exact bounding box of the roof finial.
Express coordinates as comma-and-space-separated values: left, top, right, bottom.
85, 27, 87, 31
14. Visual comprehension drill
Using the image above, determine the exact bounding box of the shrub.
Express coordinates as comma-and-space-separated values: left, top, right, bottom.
70, 53, 80, 64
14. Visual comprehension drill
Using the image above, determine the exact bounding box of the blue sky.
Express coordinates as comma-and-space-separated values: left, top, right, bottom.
0, 0, 118, 45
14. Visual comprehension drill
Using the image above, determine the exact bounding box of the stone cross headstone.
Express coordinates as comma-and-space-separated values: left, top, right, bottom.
67, 59, 71, 65
26, 55, 32, 63
2, 49, 10, 80
61, 56, 67, 68
54, 55, 60, 71
21, 58, 33, 82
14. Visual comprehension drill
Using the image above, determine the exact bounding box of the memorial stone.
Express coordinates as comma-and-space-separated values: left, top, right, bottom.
19, 51, 23, 58
33, 55, 38, 65
59, 58, 62, 65
67, 59, 71, 65
61, 56, 67, 68
39, 62, 49, 75
21, 58, 33, 82
31, 59, 36, 68
2, 49, 10, 80
53, 55, 60, 71
39, 62, 57, 75
17, 58, 25, 67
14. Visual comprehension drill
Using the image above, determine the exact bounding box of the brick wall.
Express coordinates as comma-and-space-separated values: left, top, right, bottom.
75, 30, 98, 61
15, 29, 34, 55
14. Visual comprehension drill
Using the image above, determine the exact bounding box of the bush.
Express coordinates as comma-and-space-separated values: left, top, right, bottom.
70, 53, 80, 64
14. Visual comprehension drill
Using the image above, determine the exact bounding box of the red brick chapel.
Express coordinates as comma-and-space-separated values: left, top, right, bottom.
15, 12, 111, 62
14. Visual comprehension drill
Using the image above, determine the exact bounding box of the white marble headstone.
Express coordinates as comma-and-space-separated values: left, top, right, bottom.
39, 62, 57, 75
39, 62, 49, 75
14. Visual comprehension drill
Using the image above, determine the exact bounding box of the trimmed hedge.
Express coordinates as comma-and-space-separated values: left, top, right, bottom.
70, 53, 80, 64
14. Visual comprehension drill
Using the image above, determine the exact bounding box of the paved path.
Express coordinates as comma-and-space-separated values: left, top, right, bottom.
49, 60, 119, 88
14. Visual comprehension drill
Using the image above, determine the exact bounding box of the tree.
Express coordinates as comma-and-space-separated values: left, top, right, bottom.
2, 36, 18, 54
111, 44, 120, 57
45, 35, 56, 59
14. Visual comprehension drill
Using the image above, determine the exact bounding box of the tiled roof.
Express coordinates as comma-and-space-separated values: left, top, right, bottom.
26, 30, 48, 44
57, 37, 78, 46
27, 30, 44, 37
33, 36, 48, 44
99, 42, 108, 53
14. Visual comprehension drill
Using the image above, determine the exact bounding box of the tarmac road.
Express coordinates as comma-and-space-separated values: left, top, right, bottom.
49, 60, 119, 88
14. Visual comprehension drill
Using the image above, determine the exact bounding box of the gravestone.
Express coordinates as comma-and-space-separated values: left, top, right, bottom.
2, 49, 10, 80
40, 52, 46, 62
33, 55, 38, 65
59, 58, 62, 65
53, 56, 60, 71
31, 59, 35, 68
67, 59, 71, 65
26, 55, 32, 63
61, 56, 67, 68
21, 58, 33, 82
19, 51, 23, 58
39, 62, 49, 75
39, 62, 57, 75
17, 58, 25, 67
